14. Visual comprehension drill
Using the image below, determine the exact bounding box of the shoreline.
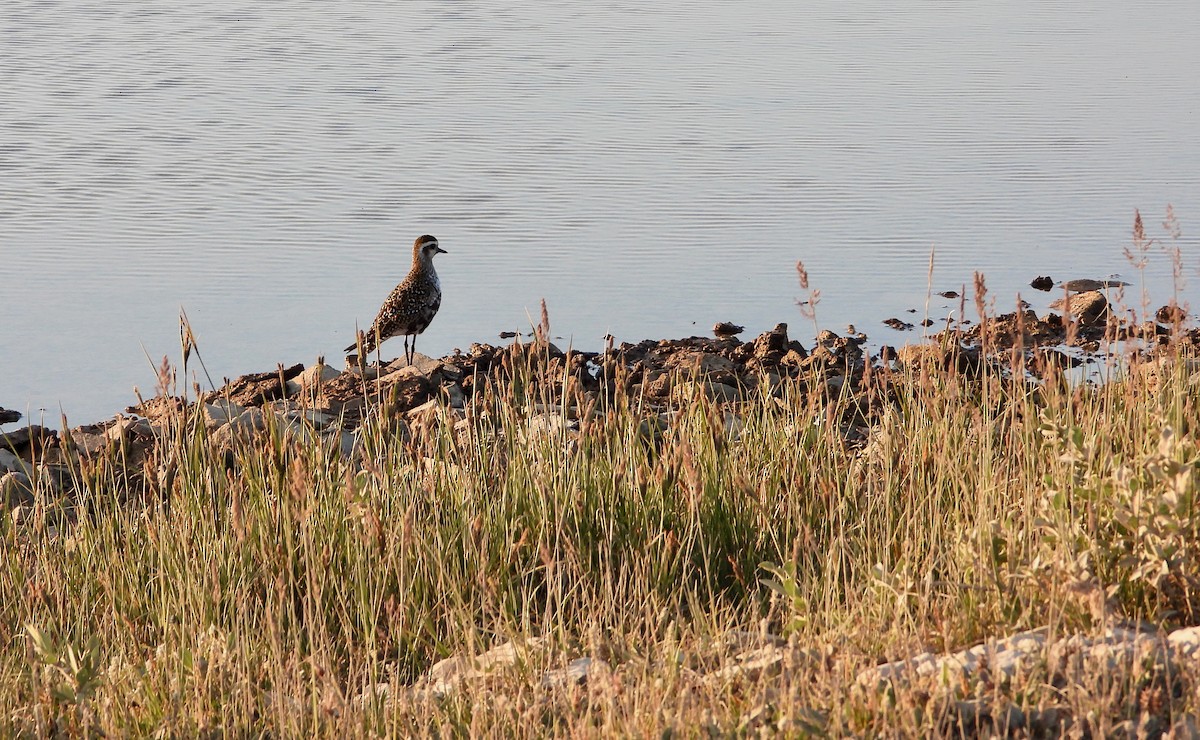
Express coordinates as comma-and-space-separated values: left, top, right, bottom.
3, 288, 1200, 735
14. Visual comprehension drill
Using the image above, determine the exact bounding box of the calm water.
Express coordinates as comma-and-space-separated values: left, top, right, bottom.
3, 1, 1199, 425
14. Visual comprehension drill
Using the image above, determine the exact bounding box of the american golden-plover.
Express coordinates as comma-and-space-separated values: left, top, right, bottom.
346, 234, 447, 364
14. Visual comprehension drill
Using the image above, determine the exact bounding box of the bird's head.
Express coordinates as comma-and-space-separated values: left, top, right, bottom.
413, 234, 447, 263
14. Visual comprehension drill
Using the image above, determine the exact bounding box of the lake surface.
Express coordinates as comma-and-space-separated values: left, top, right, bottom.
3, 0, 1199, 426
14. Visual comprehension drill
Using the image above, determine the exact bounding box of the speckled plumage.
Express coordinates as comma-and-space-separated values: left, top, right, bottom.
346, 235, 446, 361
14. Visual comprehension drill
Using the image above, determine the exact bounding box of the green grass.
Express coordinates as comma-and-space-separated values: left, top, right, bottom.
3, 335, 1200, 736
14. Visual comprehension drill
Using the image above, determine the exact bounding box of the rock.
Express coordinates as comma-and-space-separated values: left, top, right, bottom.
229, 408, 268, 434
1030, 275, 1054, 291
331, 431, 356, 458
524, 414, 581, 447
1060, 278, 1129, 292
423, 638, 547, 698
1156, 303, 1187, 324
203, 400, 247, 429
384, 352, 442, 377
0, 448, 24, 473
64, 426, 109, 457
0, 425, 55, 454
2, 471, 35, 509
706, 645, 792, 683
541, 657, 611, 689
937, 290, 959, 298
286, 362, 341, 395
104, 416, 149, 442
443, 382, 466, 409
0, 408, 21, 425
1048, 290, 1108, 326
752, 323, 790, 363
377, 366, 434, 411
857, 628, 1049, 687
713, 322, 745, 337
1167, 626, 1200, 659
883, 317, 914, 331
666, 351, 739, 383
216, 363, 305, 407
671, 380, 740, 405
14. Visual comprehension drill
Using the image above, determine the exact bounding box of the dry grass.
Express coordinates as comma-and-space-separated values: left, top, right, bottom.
4, 302, 1200, 736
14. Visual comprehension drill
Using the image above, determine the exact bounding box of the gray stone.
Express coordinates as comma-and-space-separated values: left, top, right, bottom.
0, 448, 23, 473
229, 408, 267, 433
443, 382, 466, 409
2, 472, 35, 509
65, 428, 109, 456
1060, 278, 1129, 292
333, 431, 356, 457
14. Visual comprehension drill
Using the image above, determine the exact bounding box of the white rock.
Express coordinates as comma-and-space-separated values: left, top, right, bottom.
423, 638, 547, 698
1168, 626, 1200, 659
203, 400, 246, 428
229, 408, 267, 433
103, 416, 144, 442
542, 657, 611, 689
289, 363, 342, 396
706, 645, 788, 683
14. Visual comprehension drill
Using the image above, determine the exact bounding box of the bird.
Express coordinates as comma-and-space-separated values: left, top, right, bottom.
346, 234, 447, 365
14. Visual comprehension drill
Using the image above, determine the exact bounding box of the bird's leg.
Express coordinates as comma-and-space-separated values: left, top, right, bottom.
409, 335, 416, 365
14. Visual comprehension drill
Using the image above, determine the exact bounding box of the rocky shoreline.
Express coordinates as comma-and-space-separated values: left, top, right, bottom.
3, 283, 1199, 735
1, 286, 1194, 513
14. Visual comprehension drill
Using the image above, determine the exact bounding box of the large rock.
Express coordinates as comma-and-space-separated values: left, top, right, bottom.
285, 362, 341, 396
215, 363, 305, 407
1048, 290, 1108, 327
665, 350, 739, 384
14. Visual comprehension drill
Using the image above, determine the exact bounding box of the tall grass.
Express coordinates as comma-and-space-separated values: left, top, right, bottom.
3, 320, 1200, 735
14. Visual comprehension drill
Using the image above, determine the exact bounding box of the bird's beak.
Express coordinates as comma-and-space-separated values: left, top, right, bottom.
436, 246, 448, 254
